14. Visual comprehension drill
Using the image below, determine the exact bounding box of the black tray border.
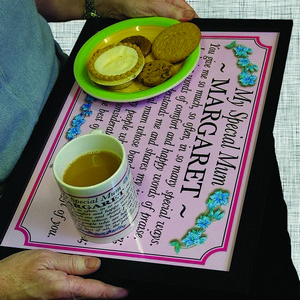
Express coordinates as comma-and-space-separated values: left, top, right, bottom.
0, 18, 293, 294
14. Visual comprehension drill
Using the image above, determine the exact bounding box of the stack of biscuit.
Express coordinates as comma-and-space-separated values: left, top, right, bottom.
138, 22, 201, 87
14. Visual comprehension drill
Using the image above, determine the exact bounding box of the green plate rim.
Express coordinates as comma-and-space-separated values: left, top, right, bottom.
74, 17, 200, 102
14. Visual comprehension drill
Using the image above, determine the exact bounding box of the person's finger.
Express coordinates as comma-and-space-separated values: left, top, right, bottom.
48, 252, 101, 275
150, 0, 198, 21
50, 275, 129, 299
42, 271, 128, 299
167, 0, 198, 12
71, 276, 129, 299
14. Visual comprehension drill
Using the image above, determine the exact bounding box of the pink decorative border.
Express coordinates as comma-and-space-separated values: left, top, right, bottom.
14, 35, 273, 267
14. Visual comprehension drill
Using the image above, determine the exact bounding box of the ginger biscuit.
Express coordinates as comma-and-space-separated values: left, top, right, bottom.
137, 60, 175, 87
152, 22, 201, 63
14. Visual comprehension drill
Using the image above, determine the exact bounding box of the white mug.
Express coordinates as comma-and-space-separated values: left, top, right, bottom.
53, 130, 139, 243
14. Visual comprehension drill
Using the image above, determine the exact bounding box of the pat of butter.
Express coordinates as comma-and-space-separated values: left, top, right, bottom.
94, 45, 138, 76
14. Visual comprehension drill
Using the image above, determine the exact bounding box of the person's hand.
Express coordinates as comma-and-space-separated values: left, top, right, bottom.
35, 0, 198, 22
0, 249, 128, 299
95, 0, 198, 21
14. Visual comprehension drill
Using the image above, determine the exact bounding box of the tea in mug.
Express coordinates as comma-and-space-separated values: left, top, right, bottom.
62, 150, 122, 187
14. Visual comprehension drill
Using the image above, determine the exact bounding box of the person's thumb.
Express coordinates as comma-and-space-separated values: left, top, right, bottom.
177, 9, 198, 21
51, 252, 101, 275
152, 3, 198, 21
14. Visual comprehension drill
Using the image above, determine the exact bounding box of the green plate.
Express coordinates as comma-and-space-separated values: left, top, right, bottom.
74, 17, 200, 102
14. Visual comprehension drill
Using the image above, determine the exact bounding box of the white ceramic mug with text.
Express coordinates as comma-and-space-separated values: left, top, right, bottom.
53, 130, 139, 243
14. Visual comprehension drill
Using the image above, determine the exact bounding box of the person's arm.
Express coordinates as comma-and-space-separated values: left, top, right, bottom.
35, 0, 198, 22
0, 250, 128, 299
35, 0, 85, 21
